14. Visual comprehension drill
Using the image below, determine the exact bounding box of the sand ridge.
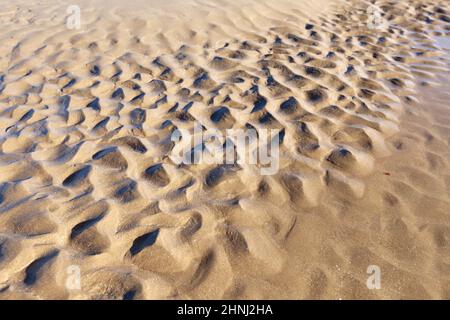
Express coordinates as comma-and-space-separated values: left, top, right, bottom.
0, 0, 449, 299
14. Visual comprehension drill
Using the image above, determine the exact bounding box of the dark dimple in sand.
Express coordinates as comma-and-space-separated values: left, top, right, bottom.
62, 165, 91, 187
143, 163, 170, 186
183, 101, 194, 112
92, 117, 109, 131
150, 95, 167, 109
130, 229, 160, 256
205, 166, 227, 188
114, 180, 137, 203
87, 98, 101, 111
130, 92, 145, 104
58, 95, 70, 113
266, 75, 276, 86
251, 95, 267, 113
19, 109, 34, 122
130, 108, 146, 126
306, 88, 325, 103
211, 106, 230, 123
118, 137, 147, 153
326, 147, 354, 168
92, 147, 117, 160
280, 96, 299, 113
149, 79, 167, 93
62, 78, 76, 90
111, 70, 122, 81
345, 65, 355, 75
259, 112, 275, 124
24, 251, 59, 286
90, 65, 100, 76
168, 103, 179, 113
111, 87, 124, 100
305, 66, 322, 77
193, 72, 210, 88
160, 119, 172, 129
70, 214, 104, 240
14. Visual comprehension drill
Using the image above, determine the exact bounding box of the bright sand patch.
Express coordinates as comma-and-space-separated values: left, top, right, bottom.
0, 0, 449, 299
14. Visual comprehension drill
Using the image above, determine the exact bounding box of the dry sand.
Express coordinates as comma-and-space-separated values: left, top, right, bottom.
0, 0, 449, 299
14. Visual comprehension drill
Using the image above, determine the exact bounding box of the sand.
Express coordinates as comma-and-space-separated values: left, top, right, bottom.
0, 0, 449, 299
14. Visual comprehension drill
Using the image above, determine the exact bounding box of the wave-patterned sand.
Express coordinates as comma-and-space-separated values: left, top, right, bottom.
0, 0, 449, 299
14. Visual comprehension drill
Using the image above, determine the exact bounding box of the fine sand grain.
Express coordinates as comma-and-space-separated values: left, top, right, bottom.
0, 0, 449, 299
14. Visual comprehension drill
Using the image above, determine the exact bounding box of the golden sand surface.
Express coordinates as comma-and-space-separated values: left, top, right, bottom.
0, 0, 449, 299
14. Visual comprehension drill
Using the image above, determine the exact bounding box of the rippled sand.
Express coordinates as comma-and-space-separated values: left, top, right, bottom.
0, 0, 449, 299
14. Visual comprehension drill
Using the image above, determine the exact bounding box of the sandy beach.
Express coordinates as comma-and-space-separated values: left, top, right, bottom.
0, 0, 449, 299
